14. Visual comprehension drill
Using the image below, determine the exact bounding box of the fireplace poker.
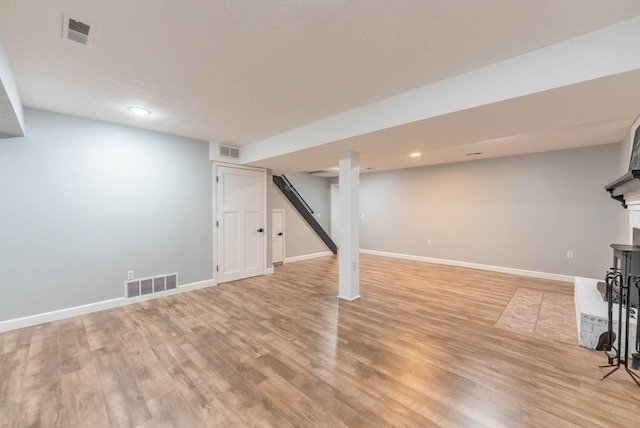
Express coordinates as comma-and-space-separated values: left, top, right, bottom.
633, 280, 640, 371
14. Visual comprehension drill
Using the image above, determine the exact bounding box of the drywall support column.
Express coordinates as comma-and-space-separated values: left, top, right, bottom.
338, 152, 360, 301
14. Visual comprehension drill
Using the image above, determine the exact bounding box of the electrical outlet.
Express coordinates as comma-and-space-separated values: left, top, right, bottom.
427, 239, 432, 245
127, 270, 134, 280
567, 251, 573, 259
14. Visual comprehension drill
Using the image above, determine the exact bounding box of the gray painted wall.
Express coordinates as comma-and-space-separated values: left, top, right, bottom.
0, 109, 213, 321
0, 37, 24, 137
284, 172, 331, 231
359, 144, 621, 279
269, 173, 330, 258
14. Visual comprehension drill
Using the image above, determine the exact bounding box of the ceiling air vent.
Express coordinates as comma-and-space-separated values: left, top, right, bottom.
219, 145, 240, 159
209, 142, 241, 163
63, 14, 93, 46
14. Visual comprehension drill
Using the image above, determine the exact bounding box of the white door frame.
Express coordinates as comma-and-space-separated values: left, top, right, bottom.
272, 209, 285, 264
213, 162, 268, 283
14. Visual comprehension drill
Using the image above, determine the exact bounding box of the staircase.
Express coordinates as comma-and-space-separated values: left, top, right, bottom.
273, 175, 338, 254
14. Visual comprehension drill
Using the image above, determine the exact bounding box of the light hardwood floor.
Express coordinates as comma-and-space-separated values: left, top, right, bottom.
1, 254, 638, 427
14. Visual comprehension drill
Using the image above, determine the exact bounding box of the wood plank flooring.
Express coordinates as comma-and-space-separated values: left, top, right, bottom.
1, 254, 638, 427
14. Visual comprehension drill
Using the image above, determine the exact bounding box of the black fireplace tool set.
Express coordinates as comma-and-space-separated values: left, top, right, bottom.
596, 269, 640, 387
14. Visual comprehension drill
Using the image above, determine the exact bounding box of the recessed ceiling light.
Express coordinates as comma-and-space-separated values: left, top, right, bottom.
127, 106, 151, 116
410, 152, 421, 157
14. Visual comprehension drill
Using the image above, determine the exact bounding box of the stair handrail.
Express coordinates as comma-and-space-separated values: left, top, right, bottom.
273, 175, 337, 254
281, 175, 314, 214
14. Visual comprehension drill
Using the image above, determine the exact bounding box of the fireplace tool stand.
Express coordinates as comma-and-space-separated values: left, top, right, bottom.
599, 270, 640, 388
597, 270, 618, 367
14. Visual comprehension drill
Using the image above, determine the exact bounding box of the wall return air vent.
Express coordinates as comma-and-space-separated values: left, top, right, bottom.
125, 273, 178, 298
63, 14, 93, 46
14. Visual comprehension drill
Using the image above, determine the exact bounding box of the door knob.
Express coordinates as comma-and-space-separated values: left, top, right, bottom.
257, 228, 264, 233
277, 232, 283, 236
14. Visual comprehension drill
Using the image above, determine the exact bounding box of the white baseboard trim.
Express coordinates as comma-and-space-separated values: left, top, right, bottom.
284, 251, 333, 264
360, 249, 574, 283
0, 278, 217, 333
265, 267, 275, 275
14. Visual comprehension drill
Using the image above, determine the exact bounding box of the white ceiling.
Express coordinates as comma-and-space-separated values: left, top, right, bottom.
2, 1, 640, 174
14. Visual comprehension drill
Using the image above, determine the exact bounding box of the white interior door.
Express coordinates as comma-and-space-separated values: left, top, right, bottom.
272, 210, 284, 264
216, 166, 266, 283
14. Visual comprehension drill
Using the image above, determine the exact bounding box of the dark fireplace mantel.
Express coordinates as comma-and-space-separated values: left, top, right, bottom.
605, 170, 640, 208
